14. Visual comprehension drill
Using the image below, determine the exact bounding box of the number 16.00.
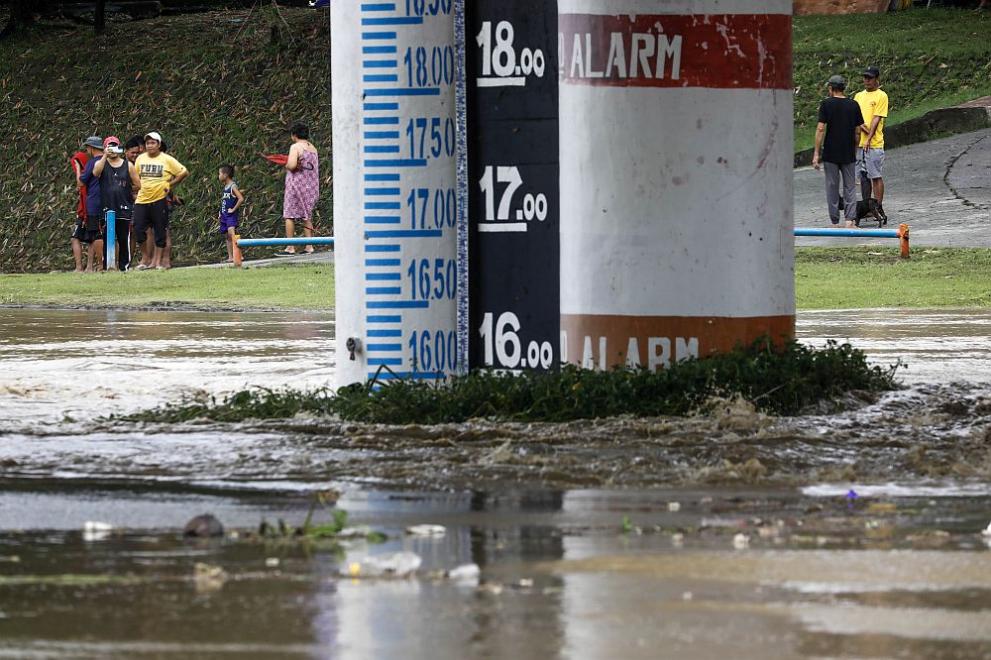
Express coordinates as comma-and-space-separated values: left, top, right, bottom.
478, 311, 553, 370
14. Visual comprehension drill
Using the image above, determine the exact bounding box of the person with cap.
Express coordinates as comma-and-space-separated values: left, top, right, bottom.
812, 75, 865, 228
854, 66, 889, 224
69, 137, 100, 272
77, 136, 107, 271
93, 136, 141, 271
133, 131, 188, 270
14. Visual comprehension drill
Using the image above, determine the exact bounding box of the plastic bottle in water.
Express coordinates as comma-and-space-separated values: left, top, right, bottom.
341, 551, 422, 579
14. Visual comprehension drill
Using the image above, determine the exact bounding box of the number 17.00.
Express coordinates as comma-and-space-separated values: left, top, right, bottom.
479, 166, 548, 222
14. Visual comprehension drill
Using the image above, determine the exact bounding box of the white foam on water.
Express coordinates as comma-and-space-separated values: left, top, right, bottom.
802, 482, 991, 498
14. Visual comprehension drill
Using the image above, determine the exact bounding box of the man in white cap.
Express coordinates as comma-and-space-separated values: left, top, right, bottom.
133, 131, 187, 270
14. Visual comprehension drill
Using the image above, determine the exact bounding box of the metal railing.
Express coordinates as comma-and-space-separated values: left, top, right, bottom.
794, 223, 910, 258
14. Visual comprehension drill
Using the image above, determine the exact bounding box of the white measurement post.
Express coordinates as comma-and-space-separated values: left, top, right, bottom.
332, 0, 459, 387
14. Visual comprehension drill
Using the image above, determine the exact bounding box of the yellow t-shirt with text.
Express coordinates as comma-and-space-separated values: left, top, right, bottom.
135, 152, 187, 204
854, 89, 888, 149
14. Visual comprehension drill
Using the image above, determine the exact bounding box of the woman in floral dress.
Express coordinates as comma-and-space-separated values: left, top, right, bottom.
277, 122, 320, 255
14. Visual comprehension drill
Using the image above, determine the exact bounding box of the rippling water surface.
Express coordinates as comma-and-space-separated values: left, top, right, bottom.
1, 308, 989, 659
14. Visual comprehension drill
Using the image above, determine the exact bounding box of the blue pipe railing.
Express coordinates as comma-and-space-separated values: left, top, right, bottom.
794, 223, 910, 258
237, 237, 335, 247
794, 228, 897, 238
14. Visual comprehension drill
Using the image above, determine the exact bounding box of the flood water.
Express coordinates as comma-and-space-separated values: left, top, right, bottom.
1, 308, 990, 659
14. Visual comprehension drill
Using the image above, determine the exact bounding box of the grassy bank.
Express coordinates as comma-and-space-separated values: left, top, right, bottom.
0, 6, 330, 274
796, 247, 991, 309
0, 264, 334, 310
793, 9, 991, 152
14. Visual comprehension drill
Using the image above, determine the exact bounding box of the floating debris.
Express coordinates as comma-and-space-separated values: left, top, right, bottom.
445, 563, 481, 583
184, 514, 224, 538
406, 524, 446, 537
342, 552, 422, 579
337, 525, 373, 539
193, 562, 227, 592
732, 533, 750, 550
82, 521, 113, 542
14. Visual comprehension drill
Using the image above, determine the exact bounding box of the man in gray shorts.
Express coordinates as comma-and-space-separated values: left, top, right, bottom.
813, 75, 865, 227
855, 66, 889, 224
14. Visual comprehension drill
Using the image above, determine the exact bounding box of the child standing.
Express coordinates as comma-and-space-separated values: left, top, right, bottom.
218, 165, 244, 263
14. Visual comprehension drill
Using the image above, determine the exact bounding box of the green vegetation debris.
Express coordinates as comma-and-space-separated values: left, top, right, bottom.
0, 574, 144, 587
117, 339, 899, 425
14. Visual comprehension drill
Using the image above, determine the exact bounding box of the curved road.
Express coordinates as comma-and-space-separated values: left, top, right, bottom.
795, 128, 991, 247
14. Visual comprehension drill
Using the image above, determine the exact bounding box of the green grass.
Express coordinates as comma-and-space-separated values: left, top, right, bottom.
793, 8, 991, 152
3, 248, 988, 312
796, 247, 991, 309
117, 339, 899, 423
0, 264, 334, 310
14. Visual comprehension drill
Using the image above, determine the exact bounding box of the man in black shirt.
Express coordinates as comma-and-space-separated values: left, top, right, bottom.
812, 75, 865, 227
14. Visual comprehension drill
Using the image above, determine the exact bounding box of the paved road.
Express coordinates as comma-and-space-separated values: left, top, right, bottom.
795, 128, 991, 247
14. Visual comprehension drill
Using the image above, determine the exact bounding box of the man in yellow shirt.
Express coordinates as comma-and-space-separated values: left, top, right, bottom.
854, 66, 889, 224
133, 131, 187, 270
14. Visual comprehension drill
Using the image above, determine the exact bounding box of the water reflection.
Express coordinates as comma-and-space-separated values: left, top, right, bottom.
2, 488, 990, 659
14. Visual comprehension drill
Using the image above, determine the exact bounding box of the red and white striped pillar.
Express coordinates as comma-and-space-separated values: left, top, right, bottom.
558, 0, 795, 370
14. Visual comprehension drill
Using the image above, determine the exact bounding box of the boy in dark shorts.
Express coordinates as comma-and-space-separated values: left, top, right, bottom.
218, 164, 244, 263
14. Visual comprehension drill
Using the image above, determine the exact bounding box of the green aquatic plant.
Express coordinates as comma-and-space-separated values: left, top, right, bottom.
116, 340, 899, 425
256, 491, 385, 545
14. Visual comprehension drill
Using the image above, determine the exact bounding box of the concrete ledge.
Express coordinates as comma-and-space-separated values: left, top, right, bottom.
794, 106, 991, 168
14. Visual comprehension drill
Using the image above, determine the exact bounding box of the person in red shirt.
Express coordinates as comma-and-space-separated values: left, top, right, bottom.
69, 137, 103, 272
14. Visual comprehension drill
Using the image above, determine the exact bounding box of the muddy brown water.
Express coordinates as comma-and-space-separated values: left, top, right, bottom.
1, 308, 990, 659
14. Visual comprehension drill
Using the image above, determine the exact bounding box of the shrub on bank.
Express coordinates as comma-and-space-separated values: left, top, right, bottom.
119, 340, 899, 425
